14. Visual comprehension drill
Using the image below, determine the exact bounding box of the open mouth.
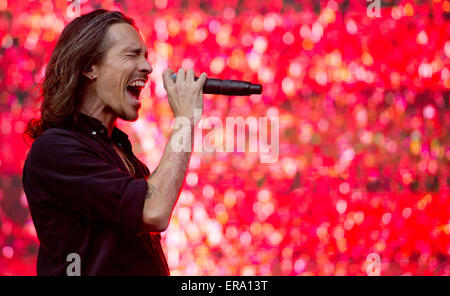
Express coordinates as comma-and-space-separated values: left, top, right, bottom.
126, 80, 146, 102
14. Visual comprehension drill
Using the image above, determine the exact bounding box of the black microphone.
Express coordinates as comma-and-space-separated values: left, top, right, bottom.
171, 73, 262, 96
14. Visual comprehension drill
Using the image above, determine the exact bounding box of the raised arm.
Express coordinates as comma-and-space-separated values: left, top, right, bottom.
141, 68, 207, 232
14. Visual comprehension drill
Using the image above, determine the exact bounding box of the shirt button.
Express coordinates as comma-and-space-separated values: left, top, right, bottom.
92, 131, 97, 136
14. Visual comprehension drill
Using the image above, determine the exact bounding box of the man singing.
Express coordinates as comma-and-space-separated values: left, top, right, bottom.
22, 9, 206, 275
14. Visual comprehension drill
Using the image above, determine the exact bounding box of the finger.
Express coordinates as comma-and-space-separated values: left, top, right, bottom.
195, 72, 207, 88
162, 68, 175, 89
176, 68, 185, 85
186, 69, 194, 82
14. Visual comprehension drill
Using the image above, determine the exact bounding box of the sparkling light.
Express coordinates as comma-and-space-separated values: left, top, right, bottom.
281, 77, 296, 97
294, 259, 306, 273
210, 57, 225, 74
253, 36, 268, 53
418, 62, 433, 78
346, 19, 357, 35
416, 30, 428, 45
288, 62, 302, 77
336, 200, 347, 214
423, 105, 435, 119
2, 246, 13, 259
282, 32, 295, 45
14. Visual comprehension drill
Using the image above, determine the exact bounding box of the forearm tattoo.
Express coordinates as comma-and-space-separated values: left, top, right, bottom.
146, 183, 158, 199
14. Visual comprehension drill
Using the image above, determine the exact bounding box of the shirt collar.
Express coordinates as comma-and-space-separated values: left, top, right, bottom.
75, 112, 132, 150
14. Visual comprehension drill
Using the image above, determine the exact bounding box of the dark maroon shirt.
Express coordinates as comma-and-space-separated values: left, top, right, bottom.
22, 113, 170, 276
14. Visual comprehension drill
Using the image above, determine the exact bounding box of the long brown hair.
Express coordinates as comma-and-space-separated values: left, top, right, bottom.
25, 9, 135, 140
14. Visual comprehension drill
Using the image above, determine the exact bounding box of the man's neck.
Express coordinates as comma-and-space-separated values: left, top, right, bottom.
79, 90, 117, 137
80, 83, 120, 137
79, 108, 116, 138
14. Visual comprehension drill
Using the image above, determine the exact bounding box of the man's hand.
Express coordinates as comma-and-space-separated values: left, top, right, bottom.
162, 68, 207, 126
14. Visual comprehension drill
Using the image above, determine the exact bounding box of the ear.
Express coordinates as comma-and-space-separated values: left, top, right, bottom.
82, 65, 98, 80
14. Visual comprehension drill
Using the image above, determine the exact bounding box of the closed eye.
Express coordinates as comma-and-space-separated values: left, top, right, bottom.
128, 49, 148, 58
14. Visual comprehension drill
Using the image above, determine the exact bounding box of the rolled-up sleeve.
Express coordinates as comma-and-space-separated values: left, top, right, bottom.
28, 129, 148, 235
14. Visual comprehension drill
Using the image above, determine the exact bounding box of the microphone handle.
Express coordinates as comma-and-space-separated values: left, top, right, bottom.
170, 74, 262, 96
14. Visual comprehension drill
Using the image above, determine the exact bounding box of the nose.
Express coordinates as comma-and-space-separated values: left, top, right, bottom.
139, 57, 152, 76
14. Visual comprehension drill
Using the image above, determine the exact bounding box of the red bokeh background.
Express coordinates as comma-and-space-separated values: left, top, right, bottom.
0, 0, 449, 275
